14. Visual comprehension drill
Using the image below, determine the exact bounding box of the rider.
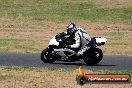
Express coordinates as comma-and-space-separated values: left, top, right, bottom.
65, 23, 91, 56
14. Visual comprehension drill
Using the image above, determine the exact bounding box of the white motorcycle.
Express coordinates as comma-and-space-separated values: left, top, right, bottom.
41, 32, 107, 65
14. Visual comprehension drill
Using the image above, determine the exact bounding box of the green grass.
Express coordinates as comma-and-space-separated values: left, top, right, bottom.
0, 0, 131, 54
94, 70, 132, 76
0, 66, 132, 76
106, 32, 127, 36
0, 28, 43, 32
0, 0, 132, 24
0, 66, 34, 71
0, 38, 40, 52
0, 74, 13, 80
0, 66, 73, 72
107, 39, 132, 46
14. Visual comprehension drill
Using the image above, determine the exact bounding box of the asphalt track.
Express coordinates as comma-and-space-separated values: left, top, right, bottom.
0, 52, 132, 70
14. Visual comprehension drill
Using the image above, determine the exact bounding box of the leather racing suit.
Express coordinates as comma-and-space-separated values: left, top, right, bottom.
70, 27, 91, 56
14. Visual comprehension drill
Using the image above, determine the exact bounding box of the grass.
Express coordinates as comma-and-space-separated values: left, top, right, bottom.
0, 28, 132, 55
0, 66, 35, 71
0, 38, 40, 52
106, 32, 127, 36
94, 70, 132, 76
0, 74, 13, 80
0, 66, 74, 72
1, 66, 132, 75
0, 0, 132, 24
108, 40, 131, 46
0, 0, 131, 87
0, 66, 132, 77
0, 28, 43, 32
0, 66, 131, 88
0, 0, 131, 55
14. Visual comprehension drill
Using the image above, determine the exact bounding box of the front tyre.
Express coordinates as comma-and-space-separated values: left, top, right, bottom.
41, 48, 56, 63
84, 48, 103, 65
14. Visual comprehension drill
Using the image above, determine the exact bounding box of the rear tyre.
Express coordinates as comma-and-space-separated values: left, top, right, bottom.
41, 48, 56, 63
84, 48, 103, 65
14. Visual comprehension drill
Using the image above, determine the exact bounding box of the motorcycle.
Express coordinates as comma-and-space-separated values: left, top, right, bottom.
41, 32, 107, 65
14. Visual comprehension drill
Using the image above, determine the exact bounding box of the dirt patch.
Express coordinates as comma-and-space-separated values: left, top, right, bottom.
0, 19, 132, 54
68, 0, 132, 8
92, 0, 132, 8
0, 69, 132, 88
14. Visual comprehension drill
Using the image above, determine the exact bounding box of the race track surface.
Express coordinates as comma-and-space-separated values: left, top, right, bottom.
0, 52, 132, 70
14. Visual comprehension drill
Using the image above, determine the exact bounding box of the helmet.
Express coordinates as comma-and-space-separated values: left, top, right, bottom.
67, 23, 77, 35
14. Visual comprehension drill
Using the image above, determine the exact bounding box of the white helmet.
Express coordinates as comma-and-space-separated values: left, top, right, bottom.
67, 23, 77, 35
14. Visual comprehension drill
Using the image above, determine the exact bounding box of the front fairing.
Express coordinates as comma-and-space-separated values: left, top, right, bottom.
48, 36, 59, 46
48, 32, 66, 46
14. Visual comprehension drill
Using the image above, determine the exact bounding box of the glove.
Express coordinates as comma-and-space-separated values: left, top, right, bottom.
64, 45, 71, 48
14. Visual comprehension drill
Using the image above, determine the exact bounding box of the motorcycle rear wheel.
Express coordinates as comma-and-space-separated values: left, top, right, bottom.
84, 48, 103, 65
41, 48, 56, 63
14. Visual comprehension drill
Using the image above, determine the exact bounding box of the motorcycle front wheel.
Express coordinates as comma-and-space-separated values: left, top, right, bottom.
41, 48, 56, 63
84, 48, 103, 65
